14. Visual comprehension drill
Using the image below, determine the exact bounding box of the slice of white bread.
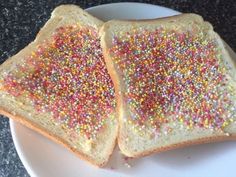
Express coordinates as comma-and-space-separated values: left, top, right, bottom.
0, 5, 118, 167
100, 14, 236, 157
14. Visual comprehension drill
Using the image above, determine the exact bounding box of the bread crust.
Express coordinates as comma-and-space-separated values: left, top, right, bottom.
119, 133, 236, 158
0, 108, 116, 167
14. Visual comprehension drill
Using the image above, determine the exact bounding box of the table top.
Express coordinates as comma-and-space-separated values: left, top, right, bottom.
0, 0, 235, 176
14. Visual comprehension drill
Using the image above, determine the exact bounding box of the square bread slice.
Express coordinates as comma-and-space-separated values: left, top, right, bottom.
0, 5, 118, 167
100, 14, 236, 157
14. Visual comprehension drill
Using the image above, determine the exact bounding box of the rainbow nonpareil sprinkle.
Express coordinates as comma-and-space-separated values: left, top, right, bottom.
3, 26, 116, 139
110, 28, 236, 133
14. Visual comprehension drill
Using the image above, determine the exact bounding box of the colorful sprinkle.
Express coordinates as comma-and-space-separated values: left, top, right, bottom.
3, 26, 116, 139
110, 28, 236, 133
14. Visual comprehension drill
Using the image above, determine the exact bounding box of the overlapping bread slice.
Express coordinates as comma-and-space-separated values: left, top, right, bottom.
100, 14, 236, 157
0, 5, 118, 166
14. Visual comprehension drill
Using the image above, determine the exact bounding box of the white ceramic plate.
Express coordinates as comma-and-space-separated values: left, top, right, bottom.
10, 2, 236, 177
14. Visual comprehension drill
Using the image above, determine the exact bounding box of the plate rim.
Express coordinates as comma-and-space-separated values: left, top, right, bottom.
85, 2, 180, 14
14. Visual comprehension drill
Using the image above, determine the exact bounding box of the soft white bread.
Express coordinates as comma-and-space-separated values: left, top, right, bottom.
0, 5, 118, 167
100, 14, 236, 157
